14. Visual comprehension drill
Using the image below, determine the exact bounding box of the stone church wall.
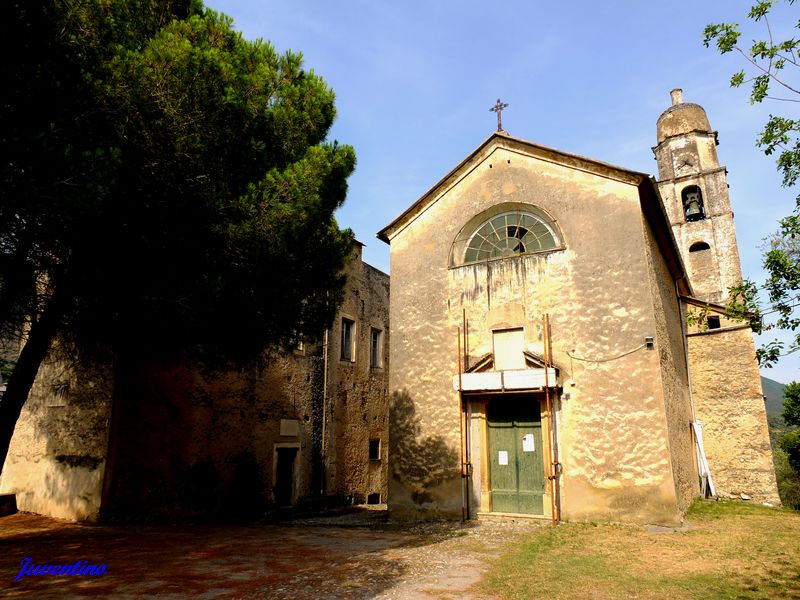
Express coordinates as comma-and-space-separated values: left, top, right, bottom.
687, 325, 780, 504
387, 140, 692, 524
641, 214, 697, 512
544, 181, 685, 525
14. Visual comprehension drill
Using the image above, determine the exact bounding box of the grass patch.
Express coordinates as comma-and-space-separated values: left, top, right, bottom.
482, 500, 800, 599
685, 497, 793, 518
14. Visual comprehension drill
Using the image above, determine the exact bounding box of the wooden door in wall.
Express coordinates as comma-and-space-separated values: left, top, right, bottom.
274, 447, 297, 506
487, 396, 544, 514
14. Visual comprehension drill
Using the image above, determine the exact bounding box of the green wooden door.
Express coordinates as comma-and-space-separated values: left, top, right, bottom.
487, 398, 544, 514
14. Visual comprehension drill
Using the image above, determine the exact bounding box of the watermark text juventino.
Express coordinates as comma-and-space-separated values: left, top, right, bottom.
14, 558, 107, 581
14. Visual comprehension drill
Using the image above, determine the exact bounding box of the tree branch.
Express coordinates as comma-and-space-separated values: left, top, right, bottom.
736, 46, 800, 96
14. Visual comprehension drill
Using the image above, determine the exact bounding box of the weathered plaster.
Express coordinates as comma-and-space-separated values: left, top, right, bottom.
386, 141, 691, 524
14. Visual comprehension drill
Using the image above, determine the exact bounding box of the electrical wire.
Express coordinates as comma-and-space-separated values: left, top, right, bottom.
758, 298, 800, 317
566, 343, 648, 363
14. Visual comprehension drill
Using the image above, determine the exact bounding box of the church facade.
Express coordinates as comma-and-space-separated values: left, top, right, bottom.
379, 90, 779, 524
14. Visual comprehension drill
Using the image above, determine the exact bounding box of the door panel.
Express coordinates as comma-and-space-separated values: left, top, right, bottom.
487, 397, 544, 514
274, 447, 298, 506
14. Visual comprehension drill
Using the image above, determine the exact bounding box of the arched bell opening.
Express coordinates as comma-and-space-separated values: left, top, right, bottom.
682, 185, 705, 222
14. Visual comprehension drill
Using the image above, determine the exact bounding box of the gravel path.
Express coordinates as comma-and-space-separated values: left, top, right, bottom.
1, 508, 544, 599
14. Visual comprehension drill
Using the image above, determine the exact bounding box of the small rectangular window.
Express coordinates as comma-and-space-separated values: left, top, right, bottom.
493, 327, 525, 370
341, 318, 355, 361
367, 493, 381, 504
370, 328, 383, 368
368, 438, 381, 461
707, 316, 721, 330
46, 382, 69, 407
289, 330, 304, 353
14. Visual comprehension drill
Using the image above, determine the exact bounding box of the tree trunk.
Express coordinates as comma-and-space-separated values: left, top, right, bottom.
0, 291, 64, 473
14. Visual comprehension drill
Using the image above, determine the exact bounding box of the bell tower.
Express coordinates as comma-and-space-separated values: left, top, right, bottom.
653, 89, 743, 303
655, 90, 780, 506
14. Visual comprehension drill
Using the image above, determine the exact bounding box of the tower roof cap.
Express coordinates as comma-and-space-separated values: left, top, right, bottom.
656, 89, 712, 144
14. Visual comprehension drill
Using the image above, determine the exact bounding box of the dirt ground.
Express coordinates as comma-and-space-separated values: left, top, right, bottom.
0, 507, 543, 599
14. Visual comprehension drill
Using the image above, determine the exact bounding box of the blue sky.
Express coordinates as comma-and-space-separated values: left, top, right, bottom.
207, 1, 798, 383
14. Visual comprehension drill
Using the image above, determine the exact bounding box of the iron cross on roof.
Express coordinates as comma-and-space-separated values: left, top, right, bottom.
489, 98, 509, 132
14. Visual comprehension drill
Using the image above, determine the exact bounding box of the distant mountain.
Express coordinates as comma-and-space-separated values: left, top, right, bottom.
762, 376, 787, 421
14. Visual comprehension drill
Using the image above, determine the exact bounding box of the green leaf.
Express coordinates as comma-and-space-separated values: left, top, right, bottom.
748, 0, 776, 21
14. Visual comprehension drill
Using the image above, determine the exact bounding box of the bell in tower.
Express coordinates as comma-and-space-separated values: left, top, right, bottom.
682, 186, 705, 222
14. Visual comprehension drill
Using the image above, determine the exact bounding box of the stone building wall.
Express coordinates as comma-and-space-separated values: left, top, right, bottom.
1, 247, 389, 521
325, 251, 390, 503
101, 244, 389, 519
0, 354, 114, 521
101, 353, 324, 519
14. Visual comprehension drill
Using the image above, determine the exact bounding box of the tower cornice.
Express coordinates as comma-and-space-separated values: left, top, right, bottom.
656, 166, 727, 186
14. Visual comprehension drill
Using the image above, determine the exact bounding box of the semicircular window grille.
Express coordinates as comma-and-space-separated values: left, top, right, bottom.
461, 211, 559, 264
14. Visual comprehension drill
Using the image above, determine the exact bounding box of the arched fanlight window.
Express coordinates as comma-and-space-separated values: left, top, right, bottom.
450, 204, 562, 267
689, 241, 711, 252
682, 185, 705, 222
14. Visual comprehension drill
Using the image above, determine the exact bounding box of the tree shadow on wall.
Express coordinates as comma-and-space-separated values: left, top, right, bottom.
389, 390, 460, 505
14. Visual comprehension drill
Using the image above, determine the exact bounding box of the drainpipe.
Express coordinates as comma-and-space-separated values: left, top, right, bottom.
543, 316, 556, 523
677, 284, 697, 420
464, 398, 471, 520
544, 314, 562, 524
462, 309, 471, 520
551, 322, 562, 522
550, 399, 562, 521
320, 328, 329, 496
457, 326, 466, 522
677, 282, 714, 497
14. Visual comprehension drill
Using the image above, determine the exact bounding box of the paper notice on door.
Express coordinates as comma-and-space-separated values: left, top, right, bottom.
498, 450, 508, 465
522, 434, 535, 452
